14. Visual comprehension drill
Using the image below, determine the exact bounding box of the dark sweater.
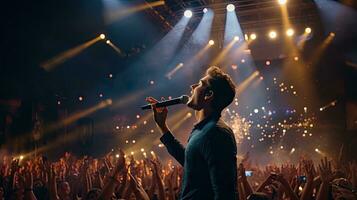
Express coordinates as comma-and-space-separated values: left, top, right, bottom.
160, 114, 238, 200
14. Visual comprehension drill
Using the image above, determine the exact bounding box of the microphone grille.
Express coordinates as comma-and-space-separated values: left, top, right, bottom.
181, 95, 190, 104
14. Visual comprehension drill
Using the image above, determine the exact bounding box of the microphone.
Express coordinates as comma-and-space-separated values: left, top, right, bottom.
141, 95, 190, 110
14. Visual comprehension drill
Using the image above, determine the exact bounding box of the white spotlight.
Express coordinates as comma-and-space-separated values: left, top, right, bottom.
286, 28, 294, 37
203, 8, 208, 13
208, 40, 215, 45
234, 36, 239, 41
278, 0, 287, 5
269, 31, 277, 39
184, 10, 193, 18
226, 4, 235, 12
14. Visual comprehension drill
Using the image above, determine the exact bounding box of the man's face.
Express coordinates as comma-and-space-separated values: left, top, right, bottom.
187, 75, 211, 110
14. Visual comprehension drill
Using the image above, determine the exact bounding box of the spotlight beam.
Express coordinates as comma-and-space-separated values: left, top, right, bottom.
41, 35, 103, 71
105, 1, 165, 24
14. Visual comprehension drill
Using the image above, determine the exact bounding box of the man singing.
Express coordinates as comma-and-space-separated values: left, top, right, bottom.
146, 66, 238, 200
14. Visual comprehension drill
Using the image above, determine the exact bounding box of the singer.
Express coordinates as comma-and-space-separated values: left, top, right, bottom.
146, 66, 238, 200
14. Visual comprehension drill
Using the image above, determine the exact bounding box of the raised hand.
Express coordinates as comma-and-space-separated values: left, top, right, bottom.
303, 160, 316, 182
146, 97, 169, 133
128, 173, 150, 200
318, 157, 333, 183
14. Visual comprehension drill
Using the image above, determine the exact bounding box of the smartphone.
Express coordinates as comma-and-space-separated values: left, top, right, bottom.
298, 175, 307, 183
245, 171, 253, 177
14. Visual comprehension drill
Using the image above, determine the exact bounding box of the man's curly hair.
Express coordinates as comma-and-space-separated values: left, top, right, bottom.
205, 66, 236, 112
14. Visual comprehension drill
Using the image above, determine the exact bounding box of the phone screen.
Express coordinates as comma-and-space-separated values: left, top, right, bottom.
245, 171, 253, 177
298, 176, 307, 183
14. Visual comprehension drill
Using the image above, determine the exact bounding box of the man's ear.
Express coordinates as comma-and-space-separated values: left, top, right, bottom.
204, 90, 214, 101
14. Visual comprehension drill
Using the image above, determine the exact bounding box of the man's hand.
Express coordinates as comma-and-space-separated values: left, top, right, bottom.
146, 97, 169, 134
318, 157, 333, 183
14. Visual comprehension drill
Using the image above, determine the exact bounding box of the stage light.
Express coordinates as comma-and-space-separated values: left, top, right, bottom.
278, 0, 287, 5
115, 154, 119, 158
109, 73, 113, 78
78, 96, 83, 101
19, 155, 24, 160
315, 148, 319, 152
141, 148, 144, 152
131, 151, 134, 155
99, 93, 103, 98
106, 40, 111, 44
250, 33, 257, 40
57, 101, 61, 105
99, 34, 106, 39
244, 34, 249, 41
203, 8, 208, 13
226, 4, 235, 12
266, 60, 271, 65
305, 27, 312, 34
208, 40, 215, 45
241, 59, 245, 63
294, 56, 299, 61
330, 32, 335, 37
184, 10, 193, 18
269, 31, 277, 39
234, 36, 239, 41
286, 28, 294, 36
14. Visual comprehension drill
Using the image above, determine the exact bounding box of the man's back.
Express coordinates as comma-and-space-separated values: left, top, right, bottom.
161, 117, 238, 200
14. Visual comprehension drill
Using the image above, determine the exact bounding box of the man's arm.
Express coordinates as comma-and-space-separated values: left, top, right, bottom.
160, 131, 185, 166
202, 128, 238, 200
146, 96, 186, 166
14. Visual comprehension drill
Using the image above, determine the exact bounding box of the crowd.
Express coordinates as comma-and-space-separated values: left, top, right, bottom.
0, 149, 356, 200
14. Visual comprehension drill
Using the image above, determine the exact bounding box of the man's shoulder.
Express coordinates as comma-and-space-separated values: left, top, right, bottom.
204, 120, 235, 140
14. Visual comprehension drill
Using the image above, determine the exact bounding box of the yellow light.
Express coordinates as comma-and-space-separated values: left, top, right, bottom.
19, 155, 24, 160
286, 28, 294, 36
115, 154, 119, 158
278, 0, 287, 5
234, 36, 239, 41
269, 31, 277, 39
106, 40, 111, 44
250, 33, 257, 40
150, 151, 155, 155
131, 151, 134, 155
141, 148, 144, 152
208, 40, 215, 45
100, 34, 106, 40
305, 27, 312, 34
330, 32, 335, 37
315, 148, 319, 152
294, 56, 299, 61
